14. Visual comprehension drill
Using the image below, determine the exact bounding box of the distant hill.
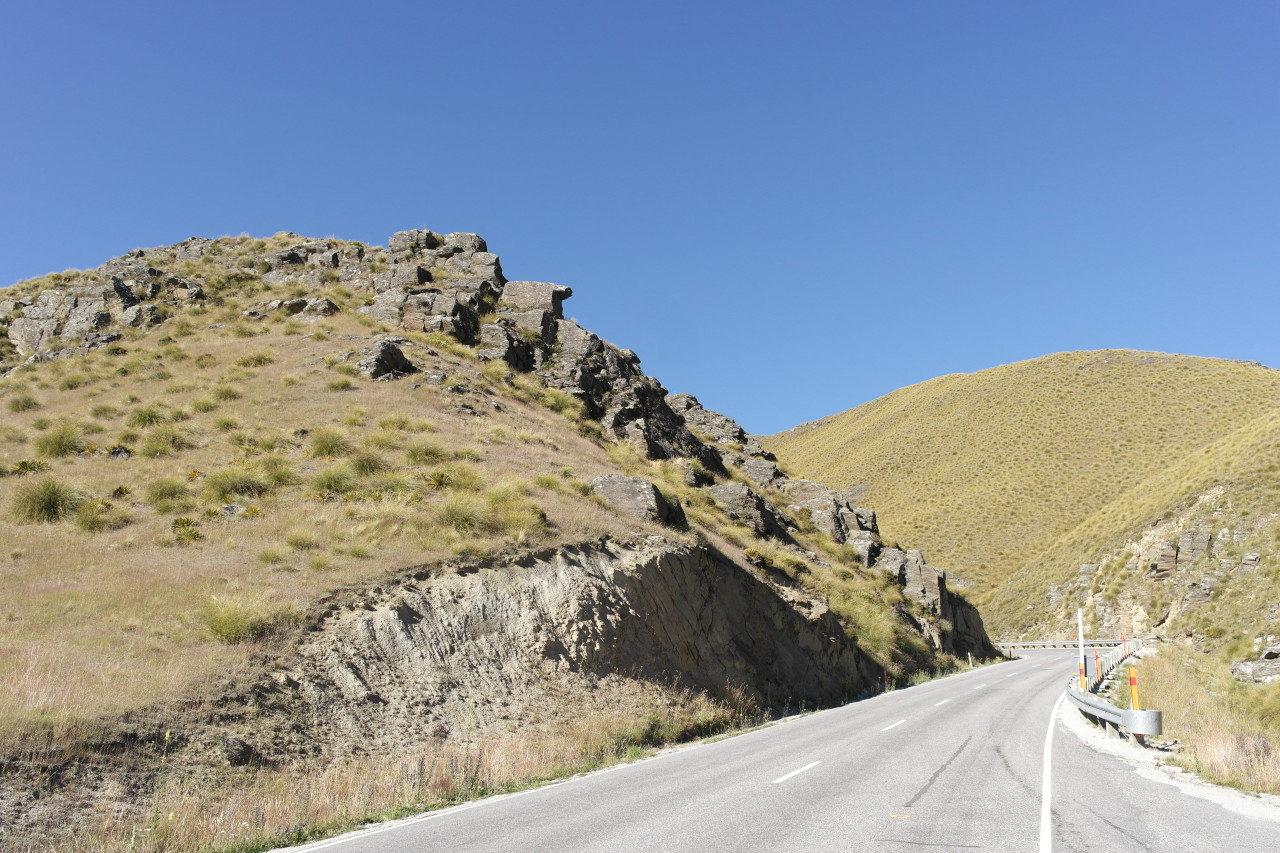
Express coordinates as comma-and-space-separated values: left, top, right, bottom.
765, 350, 1280, 637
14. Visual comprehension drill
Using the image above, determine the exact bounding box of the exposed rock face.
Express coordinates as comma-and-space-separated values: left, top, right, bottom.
895, 550, 1000, 658
780, 478, 880, 552
590, 475, 685, 527
667, 393, 778, 479
217, 540, 886, 761
1233, 644, 1280, 684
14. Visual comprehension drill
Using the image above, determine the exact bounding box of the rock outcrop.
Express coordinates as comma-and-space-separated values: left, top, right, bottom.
1233, 642, 1280, 684
590, 475, 685, 526
208, 539, 886, 762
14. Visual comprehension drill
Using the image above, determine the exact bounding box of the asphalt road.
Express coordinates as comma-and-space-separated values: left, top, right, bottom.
284, 650, 1280, 852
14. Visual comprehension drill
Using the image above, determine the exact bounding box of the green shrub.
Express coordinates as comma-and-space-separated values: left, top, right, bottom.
11, 459, 51, 476
191, 397, 218, 413
34, 422, 86, 458
12, 477, 82, 523
7, 393, 41, 413
326, 378, 354, 392
171, 517, 204, 544
211, 385, 242, 402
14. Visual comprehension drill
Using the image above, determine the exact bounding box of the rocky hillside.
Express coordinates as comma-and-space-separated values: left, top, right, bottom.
0, 231, 995, 851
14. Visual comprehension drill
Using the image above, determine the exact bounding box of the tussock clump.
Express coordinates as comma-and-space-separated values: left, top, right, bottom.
197, 596, 296, 644
204, 469, 271, 502
11, 477, 82, 523
126, 404, 168, 428
145, 477, 194, 512
33, 421, 86, 458
311, 466, 357, 497
140, 425, 194, 458
6, 393, 41, 413
405, 439, 448, 465
350, 451, 390, 476
309, 427, 352, 458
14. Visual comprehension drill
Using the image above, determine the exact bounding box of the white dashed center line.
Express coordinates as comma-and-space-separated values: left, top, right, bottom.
881, 720, 907, 732
973, 684, 987, 690
771, 762, 821, 784
935, 698, 952, 707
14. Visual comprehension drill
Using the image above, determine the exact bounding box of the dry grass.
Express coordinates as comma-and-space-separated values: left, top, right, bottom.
766, 350, 1280, 632
1130, 644, 1280, 794
49, 688, 753, 853
0, 285, 633, 742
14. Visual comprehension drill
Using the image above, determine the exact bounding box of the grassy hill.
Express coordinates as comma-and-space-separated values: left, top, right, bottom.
765, 349, 1280, 631
768, 349, 1280, 794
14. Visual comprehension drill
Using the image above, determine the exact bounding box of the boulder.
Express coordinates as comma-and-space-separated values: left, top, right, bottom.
707, 482, 792, 541
739, 457, 784, 488
354, 339, 417, 380
442, 233, 487, 253
590, 475, 684, 527
389, 229, 441, 254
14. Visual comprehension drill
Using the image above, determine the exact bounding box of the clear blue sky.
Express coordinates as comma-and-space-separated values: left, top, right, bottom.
3, 2, 1277, 433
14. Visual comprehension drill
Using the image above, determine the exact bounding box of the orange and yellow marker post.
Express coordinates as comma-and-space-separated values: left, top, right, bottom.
1128, 667, 1141, 711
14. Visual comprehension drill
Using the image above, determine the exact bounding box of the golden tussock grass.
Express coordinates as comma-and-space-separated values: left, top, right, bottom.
766, 350, 1280, 631
1130, 644, 1280, 795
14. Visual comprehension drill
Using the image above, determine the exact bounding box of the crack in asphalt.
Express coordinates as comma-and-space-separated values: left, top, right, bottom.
904, 736, 972, 808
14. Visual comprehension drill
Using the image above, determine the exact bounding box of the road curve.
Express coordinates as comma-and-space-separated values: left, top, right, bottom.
279, 650, 1280, 853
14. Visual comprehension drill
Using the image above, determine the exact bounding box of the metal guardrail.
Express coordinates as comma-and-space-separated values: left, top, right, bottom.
996, 639, 1124, 650
1063, 638, 1163, 740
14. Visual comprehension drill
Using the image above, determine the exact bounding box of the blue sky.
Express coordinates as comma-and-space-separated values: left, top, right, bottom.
3, 2, 1277, 433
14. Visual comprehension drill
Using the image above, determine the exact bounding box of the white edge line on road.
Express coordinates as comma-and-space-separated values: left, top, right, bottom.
1040, 691, 1064, 853
934, 698, 952, 707
880, 719, 906, 731
771, 761, 821, 784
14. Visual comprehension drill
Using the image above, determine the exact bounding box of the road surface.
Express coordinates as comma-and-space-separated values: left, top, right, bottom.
282, 650, 1280, 852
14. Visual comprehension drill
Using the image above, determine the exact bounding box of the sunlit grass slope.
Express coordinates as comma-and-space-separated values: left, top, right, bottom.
766, 350, 1280, 628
